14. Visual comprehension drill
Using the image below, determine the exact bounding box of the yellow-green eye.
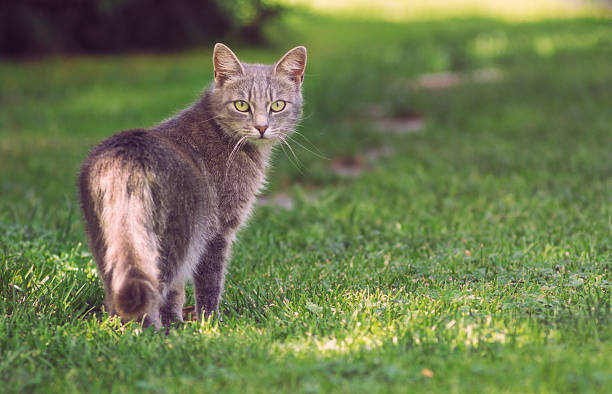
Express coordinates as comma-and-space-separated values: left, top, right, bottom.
234, 100, 250, 112
270, 100, 286, 112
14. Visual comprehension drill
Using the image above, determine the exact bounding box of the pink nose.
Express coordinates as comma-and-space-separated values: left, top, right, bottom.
255, 125, 268, 136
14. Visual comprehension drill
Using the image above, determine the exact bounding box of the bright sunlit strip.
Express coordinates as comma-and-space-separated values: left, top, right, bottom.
281, 0, 609, 21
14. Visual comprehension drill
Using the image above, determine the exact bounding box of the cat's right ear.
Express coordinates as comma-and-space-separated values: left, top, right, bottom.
274, 46, 307, 86
213, 43, 244, 85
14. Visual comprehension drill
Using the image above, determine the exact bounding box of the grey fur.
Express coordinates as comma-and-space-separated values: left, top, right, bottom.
78, 44, 307, 328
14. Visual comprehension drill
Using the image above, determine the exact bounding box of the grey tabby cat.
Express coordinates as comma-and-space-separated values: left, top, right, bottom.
78, 43, 307, 328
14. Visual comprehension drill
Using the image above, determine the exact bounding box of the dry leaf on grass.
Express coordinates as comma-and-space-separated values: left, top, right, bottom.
421, 368, 434, 378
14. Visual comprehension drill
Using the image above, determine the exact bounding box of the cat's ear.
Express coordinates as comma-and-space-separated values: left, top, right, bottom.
213, 43, 244, 85
274, 46, 307, 85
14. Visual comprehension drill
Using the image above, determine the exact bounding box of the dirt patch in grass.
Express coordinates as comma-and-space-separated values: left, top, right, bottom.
183, 305, 197, 321
330, 155, 368, 177
412, 68, 503, 90
365, 145, 394, 161
415, 72, 462, 89
373, 110, 425, 134
359, 103, 425, 134
329, 145, 394, 177
258, 193, 295, 210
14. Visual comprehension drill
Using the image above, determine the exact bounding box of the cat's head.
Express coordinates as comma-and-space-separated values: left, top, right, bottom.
209, 43, 306, 146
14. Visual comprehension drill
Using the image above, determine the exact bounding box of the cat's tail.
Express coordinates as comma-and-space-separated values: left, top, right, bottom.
113, 257, 158, 320
89, 159, 162, 321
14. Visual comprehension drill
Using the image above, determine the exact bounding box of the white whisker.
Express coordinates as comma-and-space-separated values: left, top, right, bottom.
280, 136, 301, 167
287, 134, 329, 160
224, 136, 247, 180
278, 136, 303, 173
290, 131, 328, 159
199, 114, 224, 124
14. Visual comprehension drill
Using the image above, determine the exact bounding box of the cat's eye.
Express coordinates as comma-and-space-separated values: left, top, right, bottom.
234, 100, 250, 112
270, 100, 286, 112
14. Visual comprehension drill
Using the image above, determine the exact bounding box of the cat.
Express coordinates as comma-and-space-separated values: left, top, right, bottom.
78, 43, 306, 328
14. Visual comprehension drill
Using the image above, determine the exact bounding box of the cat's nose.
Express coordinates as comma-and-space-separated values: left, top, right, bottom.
255, 125, 268, 136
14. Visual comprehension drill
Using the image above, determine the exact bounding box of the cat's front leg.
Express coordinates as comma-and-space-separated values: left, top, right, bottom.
193, 234, 230, 320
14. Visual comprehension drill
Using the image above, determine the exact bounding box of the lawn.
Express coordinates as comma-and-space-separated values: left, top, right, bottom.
1, 8, 612, 393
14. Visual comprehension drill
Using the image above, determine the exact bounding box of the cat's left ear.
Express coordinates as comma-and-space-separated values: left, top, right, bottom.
213, 43, 245, 85
274, 46, 307, 86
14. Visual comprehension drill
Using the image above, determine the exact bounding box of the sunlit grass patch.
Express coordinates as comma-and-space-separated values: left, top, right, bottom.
282, 0, 610, 21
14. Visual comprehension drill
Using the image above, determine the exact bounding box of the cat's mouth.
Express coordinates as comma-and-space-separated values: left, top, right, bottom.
247, 136, 276, 145
244, 133, 279, 144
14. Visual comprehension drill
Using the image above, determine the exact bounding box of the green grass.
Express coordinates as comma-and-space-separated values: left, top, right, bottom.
2, 11, 612, 393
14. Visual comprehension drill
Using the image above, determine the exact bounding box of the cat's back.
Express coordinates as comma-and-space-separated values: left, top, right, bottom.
78, 128, 210, 227
82, 128, 185, 173
81, 128, 204, 186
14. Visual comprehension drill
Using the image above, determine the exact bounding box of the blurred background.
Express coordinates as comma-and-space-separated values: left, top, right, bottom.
1, 0, 282, 56
2, 0, 610, 57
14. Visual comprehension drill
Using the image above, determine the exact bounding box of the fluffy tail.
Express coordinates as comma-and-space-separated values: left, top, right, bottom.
113, 260, 158, 320
91, 160, 162, 321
